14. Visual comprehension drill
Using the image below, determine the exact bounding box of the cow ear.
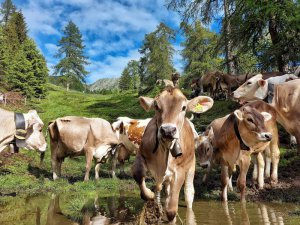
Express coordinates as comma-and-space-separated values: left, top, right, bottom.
187, 96, 214, 113
139, 97, 155, 112
258, 79, 266, 87
208, 127, 214, 141
234, 109, 244, 121
261, 112, 272, 121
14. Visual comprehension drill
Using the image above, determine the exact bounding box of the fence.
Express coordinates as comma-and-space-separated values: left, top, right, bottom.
0, 92, 27, 106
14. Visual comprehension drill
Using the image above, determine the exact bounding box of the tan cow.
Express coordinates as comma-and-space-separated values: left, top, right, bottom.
199, 106, 273, 201
0, 108, 47, 153
233, 74, 300, 154
198, 101, 279, 189
132, 87, 214, 222
48, 116, 119, 181
112, 117, 151, 175
156, 79, 174, 88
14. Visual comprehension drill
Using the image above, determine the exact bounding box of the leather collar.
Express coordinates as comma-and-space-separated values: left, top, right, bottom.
233, 117, 250, 151
14, 113, 27, 148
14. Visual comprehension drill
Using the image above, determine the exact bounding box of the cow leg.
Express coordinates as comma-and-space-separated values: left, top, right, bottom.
52, 157, 59, 180
251, 154, 258, 187
295, 134, 300, 156
237, 155, 251, 202
132, 154, 154, 200
84, 150, 93, 181
270, 137, 280, 184
165, 171, 185, 222
95, 161, 100, 180
263, 147, 271, 179
111, 149, 118, 179
257, 152, 265, 189
202, 162, 212, 183
220, 164, 231, 202
184, 157, 195, 208
228, 175, 233, 192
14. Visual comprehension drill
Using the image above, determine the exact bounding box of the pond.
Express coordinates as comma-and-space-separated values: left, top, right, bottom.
0, 192, 299, 224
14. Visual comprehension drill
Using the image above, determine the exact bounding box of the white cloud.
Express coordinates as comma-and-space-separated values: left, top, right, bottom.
45, 43, 59, 55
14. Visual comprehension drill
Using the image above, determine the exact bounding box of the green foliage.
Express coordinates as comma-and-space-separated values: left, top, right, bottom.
0, 0, 16, 25
139, 22, 175, 88
119, 67, 132, 90
119, 60, 140, 91
54, 20, 89, 90
180, 21, 222, 88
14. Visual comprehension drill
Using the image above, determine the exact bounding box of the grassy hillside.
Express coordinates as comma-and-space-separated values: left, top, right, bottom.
88, 78, 119, 92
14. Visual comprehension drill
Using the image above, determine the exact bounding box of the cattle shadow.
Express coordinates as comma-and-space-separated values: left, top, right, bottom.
28, 164, 53, 180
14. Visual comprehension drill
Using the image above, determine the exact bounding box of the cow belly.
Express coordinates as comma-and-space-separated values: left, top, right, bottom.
93, 144, 112, 162
120, 135, 139, 154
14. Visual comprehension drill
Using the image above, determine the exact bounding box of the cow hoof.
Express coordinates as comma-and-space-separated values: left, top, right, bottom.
166, 210, 176, 222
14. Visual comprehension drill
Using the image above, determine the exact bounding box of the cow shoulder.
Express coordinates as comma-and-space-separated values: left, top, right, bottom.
140, 118, 158, 157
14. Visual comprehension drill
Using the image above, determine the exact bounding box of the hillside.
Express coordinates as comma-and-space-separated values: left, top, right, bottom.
89, 78, 119, 92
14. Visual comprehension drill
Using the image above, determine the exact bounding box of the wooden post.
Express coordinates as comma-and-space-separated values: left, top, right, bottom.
24, 96, 27, 105
4, 94, 6, 106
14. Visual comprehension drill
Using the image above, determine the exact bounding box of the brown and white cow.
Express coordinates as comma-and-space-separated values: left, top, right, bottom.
198, 106, 273, 201
112, 117, 151, 175
233, 74, 300, 154
48, 116, 119, 181
156, 79, 174, 88
0, 108, 47, 153
132, 87, 214, 222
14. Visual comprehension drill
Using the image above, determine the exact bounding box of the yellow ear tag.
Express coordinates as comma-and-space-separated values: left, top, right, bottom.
194, 103, 203, 112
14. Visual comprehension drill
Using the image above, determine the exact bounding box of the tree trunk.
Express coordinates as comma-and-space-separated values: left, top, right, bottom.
269, 15, 288, 72
66, 82, 69, 91
224, 0, 236, 75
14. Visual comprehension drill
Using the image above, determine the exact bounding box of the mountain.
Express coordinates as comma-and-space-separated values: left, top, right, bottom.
89, 78, 119, 91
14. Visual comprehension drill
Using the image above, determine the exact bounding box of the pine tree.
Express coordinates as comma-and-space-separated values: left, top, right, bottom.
139, 23, 175, 87
119, 67, 132, 90
12, 11, 27, 44
54, 21, 89, 91
23, 39, 48, 97
0, 0, 16, 25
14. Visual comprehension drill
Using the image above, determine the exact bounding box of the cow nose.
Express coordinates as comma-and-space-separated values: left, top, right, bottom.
264, 133, 272, 141
160, 125, 177, 139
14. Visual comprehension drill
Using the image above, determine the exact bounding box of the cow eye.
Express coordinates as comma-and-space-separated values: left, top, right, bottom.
247, 118, 254, 123
182, 106, 186, 111
247, 81, 252, 85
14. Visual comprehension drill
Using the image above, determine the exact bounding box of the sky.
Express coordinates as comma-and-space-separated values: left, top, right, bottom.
11, 0, 219, 84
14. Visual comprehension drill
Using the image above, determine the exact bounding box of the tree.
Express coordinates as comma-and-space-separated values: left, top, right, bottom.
0, 0, 16, 25
167, 0, 237, 74
54, 20, 89, 91
181, 21, 222, 87
12, 11, 27, 44
23, 39, 48, 97
139, 23, 175, 87
119, 68, 132, 90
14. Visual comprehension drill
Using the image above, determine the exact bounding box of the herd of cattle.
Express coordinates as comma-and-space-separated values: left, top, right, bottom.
0, 70, 299, 222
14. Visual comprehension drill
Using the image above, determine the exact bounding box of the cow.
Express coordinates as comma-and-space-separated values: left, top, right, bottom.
198, 101, 280, 189
233, 74, 300, 154
111, 117, 151, 175
198, 72, 221, 98
0, 108, 47, 154
198, 106, 273, 201
132, 87, 214, 222
48, 116, 119, 181
171, 72, 180, 87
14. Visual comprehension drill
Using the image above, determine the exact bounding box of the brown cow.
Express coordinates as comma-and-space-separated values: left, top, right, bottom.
48, 116, 119, 181
132, 87, 214, 222
112, 117, 151, 175
200, 106, 273, 201
233, 74, 300, 154
156, 79, 174, 88
0, 108, 47, 153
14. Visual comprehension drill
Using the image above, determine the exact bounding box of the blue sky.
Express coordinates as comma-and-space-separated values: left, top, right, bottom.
11, 0, 220, 84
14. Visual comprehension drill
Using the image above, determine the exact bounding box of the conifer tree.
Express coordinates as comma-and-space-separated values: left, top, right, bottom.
54, 21, 89, 91
119, 67, 132, 91
0, 0, 16, 25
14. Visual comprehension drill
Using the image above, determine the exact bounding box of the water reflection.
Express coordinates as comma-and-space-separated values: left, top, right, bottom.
0, 194, 298, 225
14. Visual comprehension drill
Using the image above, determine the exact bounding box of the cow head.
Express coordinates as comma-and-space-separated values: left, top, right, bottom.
234, 106, 272, 143
196, 128, 214, 168
139, 88, 214, 147
24, 110, 47, 152
233, 74, 268, 104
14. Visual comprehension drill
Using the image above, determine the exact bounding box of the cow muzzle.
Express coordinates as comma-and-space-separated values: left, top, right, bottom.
257, 132, 272, 142
160, 124, 178, 140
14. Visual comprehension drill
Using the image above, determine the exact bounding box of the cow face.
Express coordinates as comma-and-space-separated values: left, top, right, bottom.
233, 74, 268, 103
234, 106, 272, 142
196, 129, 214, 168
24, 110, 47, 152
139, 88, 214, 142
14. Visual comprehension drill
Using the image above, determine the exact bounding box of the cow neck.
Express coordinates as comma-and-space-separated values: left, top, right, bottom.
13, 113, 27, 148
233, 117, 250, 151
263, 82, 274, 103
